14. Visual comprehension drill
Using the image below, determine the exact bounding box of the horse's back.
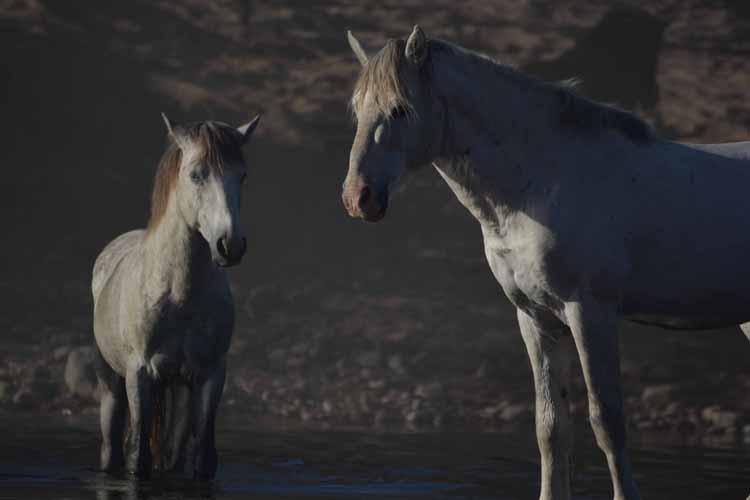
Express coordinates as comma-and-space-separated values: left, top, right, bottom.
92, 229, 144, 305
613, 140, 750, 327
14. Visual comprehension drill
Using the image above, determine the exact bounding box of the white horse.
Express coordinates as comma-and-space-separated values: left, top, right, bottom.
342, 26, 750, 500
92, 114, 259, 479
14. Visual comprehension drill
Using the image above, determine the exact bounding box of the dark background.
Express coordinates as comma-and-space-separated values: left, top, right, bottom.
2, 0, 750, 439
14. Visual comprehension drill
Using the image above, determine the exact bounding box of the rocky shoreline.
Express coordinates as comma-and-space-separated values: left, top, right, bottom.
2, 282, 749, 446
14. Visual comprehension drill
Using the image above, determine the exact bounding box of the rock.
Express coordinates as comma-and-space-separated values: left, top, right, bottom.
479, 403, 506, 419
499, 403, 528, 422
53, 345, 71, 361
12, 388, 35, 408
414, 382, 443, 400
64, 346, 98, 399
322, 400, 333, 414
387, 355, 406, 375
640, 384, 675, 409
356, 351, 380, 369
368, 379, 385, 390
405, 407, 432, 425
701, 405, 739, 431
742, 424, 750, 444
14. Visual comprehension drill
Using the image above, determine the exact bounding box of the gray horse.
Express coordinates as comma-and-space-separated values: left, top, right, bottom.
343, 26, 750, 500
92, 114, 259, 479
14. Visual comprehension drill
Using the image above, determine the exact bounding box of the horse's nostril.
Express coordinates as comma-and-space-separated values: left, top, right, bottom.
217, 237, 229, 259
358, 186, 371, 209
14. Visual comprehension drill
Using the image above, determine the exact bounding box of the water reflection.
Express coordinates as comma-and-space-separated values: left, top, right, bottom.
1, 417, 750, 499
90, 475, 217, 500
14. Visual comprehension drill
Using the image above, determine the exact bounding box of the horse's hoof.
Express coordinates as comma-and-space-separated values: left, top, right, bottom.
126, 455, 152, 479
192, 469, 215, 481
128, 467, 151, 480
99, 447, 125, 474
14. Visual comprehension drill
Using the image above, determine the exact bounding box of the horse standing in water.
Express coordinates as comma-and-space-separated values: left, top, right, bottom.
92, 114, 260, 479
342, 26, 750, 500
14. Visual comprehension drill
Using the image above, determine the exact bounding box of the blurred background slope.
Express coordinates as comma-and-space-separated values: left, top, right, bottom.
3, 0, 750, 439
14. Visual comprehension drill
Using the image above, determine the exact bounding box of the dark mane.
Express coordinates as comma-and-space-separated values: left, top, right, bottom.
554, 83, 653, 143
147, 121, 244, 233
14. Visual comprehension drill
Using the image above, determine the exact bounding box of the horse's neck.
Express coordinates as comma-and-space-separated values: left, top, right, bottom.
142, 201, 212, 304
431, 54, 560, 233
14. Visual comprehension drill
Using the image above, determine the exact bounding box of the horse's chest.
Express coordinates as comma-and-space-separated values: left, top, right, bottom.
483, 236, 565, 317
145, 301, 233, 382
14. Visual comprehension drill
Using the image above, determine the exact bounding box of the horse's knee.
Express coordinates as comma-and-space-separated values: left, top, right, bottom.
588, 399, 626, 453
537, 406, 572, 453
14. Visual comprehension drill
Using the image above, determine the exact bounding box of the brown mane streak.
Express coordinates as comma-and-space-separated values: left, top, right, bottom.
146, 121, 245, 234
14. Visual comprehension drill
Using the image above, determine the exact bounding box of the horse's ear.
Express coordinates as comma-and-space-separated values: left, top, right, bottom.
347, 30, 369, 67
237, 115, 261, 145
161, 112, 189, 149
161, 112, 176, 137
405, 25, 428, 67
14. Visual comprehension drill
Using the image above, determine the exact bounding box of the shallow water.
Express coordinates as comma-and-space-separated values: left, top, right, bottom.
0, 416, 749, 500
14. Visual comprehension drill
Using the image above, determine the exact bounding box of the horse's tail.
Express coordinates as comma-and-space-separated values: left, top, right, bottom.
149, 384, 169, 472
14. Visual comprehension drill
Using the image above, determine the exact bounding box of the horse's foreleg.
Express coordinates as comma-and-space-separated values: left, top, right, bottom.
164, 383, 191, 473
518, 309, 573, 500
95, 350, 127, 472
565, 298, 640, 500
124, 364, 155, 478
192, 359, 226, 480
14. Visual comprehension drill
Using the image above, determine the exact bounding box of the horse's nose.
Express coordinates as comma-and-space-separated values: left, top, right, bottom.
357, 186, 371, 211
217, 237, 230, 260
217, 236, 246, 263
343, 184, 386, 221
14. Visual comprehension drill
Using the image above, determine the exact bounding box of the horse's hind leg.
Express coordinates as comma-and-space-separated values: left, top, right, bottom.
565, 298, 641, 500
518, 309, 574, 500
95, 349, 127, 472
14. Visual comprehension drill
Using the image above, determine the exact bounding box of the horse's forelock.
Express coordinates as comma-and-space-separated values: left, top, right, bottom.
146, 121, 245, 233
351, 39, 416, 121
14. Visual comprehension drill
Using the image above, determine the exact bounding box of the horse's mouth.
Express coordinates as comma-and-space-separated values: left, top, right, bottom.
215, 257, 243, 268
362, 205, 387, 222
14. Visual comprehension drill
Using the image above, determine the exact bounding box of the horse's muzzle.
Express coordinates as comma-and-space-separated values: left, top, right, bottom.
342, 183, 388, 222
216, 236, 247, 267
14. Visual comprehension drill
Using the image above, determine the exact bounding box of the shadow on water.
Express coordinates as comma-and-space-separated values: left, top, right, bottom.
1, 416, 750, 500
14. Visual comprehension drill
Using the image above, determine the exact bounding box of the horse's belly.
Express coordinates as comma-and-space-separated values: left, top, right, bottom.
625, 312, 748, 330
622, 288, 750, 330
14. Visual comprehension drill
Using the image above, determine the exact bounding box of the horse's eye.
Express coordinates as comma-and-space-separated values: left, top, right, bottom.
391, 106, 407, 119
190, 171, 202, 183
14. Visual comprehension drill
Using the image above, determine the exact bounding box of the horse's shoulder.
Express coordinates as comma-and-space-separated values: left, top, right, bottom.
92, 229, 145, 302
